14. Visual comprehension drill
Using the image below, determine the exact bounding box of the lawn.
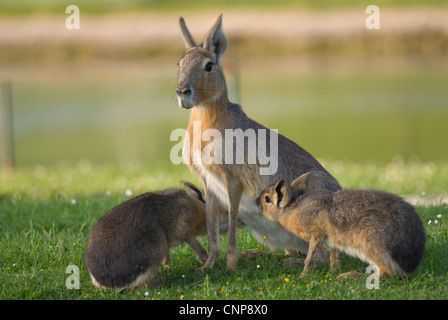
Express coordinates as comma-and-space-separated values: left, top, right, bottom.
1, 160, 447, 301
1, 0, 446, 15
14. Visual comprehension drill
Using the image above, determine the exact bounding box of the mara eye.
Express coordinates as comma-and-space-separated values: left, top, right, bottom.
204, 62, 214, 72
264, 195, 271, 204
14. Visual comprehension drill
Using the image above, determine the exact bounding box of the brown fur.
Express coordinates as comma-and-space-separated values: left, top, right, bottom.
176, 15, 341, 271
259, 173, 426, 278
84, 182, 229, 292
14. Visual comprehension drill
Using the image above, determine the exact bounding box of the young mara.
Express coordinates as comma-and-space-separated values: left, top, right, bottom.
84, 182, 229, 292
258, 172, 426, 278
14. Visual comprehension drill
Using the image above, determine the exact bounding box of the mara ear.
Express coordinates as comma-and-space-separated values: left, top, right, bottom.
274, 178, 292, 208
182, 181, 206, 204
290, 172, 311, 194
179, 16, 197, 49
202, 14, 227, 64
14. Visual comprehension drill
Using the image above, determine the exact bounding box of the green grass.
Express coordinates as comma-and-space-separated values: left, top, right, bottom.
1, 160, 447, 300
1, 0, 446, 16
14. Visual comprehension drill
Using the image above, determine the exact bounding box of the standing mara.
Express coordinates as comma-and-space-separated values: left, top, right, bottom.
176, 15, 341, 271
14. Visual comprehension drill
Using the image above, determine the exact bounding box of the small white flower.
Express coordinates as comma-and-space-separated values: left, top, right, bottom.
435, 220, 439, 224
71, 199, 76, 205
13, 263, 16, 267
437, 214, 442, 218
125, 189, 133, 197
428, 220, 432, 225
257, 265, 261, 268
182, 274, 185, 278
106, 190, 111, 196
144, 292, 149, 297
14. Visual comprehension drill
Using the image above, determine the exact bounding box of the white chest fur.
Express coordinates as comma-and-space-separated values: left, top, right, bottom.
191, 150, 308, 254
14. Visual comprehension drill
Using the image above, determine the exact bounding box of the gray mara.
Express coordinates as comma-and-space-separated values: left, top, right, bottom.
259, 172, 426, 278
84, 182, 229, 292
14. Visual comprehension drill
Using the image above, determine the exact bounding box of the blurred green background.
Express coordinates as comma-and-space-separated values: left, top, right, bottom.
1, 0, 447, 168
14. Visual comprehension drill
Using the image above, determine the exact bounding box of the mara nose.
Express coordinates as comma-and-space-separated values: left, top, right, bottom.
176, 87, 192, 97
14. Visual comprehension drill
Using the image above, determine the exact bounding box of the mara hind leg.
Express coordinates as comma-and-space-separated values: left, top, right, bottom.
129, 277, 168, 293
336, 264, 396, 280
375, 261, 403, 278
337, 258, 403, 280
128, 246, 169, 292
366, 244, 406, 278
336, 271, 365, 279
128, 264, 166, 293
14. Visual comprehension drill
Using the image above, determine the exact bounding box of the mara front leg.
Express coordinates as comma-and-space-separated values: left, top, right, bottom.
225, 179, 243, 271
196, 191, 220, 272
186, 237, 208, 265
300, 235, 325, 277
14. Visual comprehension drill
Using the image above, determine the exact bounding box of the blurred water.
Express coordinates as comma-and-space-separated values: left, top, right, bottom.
6, 61, 448, 167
